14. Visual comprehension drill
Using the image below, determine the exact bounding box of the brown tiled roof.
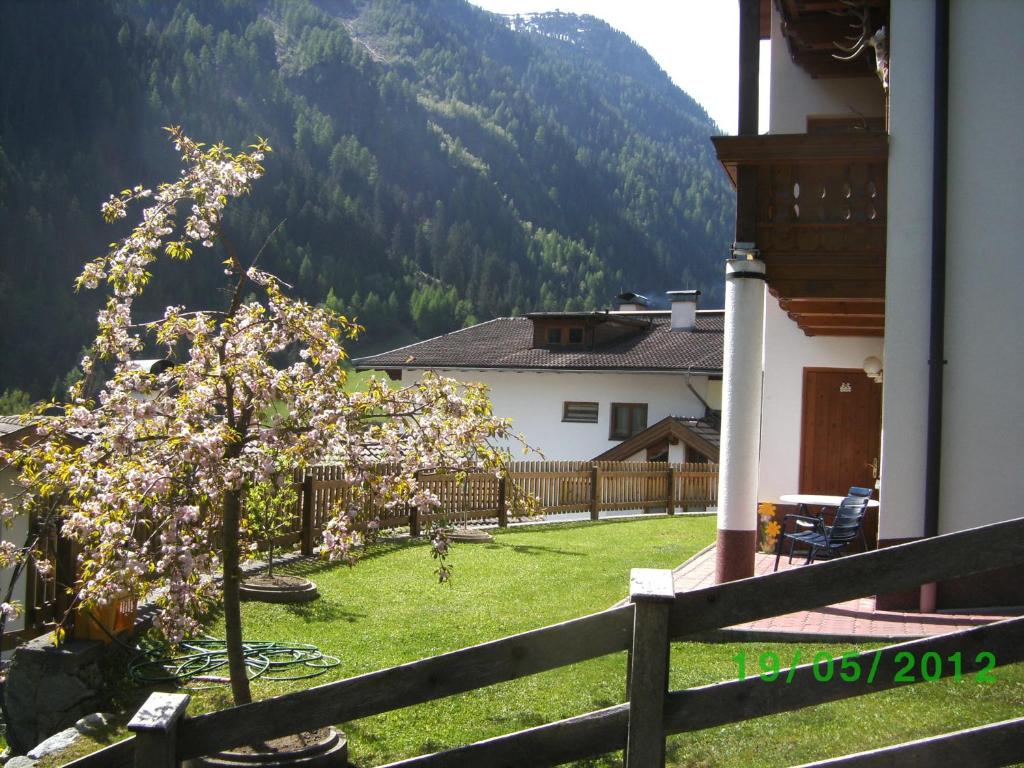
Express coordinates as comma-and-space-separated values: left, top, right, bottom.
355, 311, 723, 373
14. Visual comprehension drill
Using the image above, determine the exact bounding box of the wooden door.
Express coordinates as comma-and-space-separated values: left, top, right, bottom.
799, 368, 882, 496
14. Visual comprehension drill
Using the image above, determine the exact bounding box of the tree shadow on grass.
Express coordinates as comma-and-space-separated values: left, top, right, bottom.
283, 600, 365, 623
483, 541, 585, 557
498, 517, 679, 537
265, 539, 420, 580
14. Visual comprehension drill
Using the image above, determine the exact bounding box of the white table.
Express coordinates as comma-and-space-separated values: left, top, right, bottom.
779, 493, 879, 511
778, 493, 879, 527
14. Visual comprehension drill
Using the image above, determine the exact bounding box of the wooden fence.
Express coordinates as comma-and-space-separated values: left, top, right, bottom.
2, 462, 717, 650
293, 461, 719, 554
71, 516, 1024, 768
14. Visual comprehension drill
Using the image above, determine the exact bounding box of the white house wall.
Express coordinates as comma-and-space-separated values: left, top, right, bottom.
403, 369, 711, 460
882, 1, 1024, 538
758, 299, 883, 504
768, 1, 885, 134
940, 1, 1024, 531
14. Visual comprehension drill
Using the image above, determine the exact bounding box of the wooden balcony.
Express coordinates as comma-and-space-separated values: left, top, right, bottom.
712, 132, 888, 336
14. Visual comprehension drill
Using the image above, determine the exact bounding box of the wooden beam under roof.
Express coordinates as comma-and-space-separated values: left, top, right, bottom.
803, 326, 884, 337
775, 296, 885, 337
794, 314, 884, 329
778, 298, 884, 317
768, 279, 885, 300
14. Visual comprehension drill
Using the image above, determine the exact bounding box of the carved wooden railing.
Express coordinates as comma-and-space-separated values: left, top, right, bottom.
712, 132, 889, 335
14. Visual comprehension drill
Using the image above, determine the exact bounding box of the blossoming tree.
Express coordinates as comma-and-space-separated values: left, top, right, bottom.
0, 128, 524, 705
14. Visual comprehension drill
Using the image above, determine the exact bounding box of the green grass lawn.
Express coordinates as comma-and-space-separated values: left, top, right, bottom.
35, 515, 1024, 767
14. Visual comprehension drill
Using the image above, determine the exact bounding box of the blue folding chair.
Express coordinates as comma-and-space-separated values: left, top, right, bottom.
773, 494, 870, 571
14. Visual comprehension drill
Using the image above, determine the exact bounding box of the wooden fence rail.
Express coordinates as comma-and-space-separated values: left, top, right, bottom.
86, 515, 1024, 768
288, 461, 719, 555
797, 716, 1024, 767
176, 606, 634, 760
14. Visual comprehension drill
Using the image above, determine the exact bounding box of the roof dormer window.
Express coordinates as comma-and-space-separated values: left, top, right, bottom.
527, 311, 652, 350
542, 324, 585, 347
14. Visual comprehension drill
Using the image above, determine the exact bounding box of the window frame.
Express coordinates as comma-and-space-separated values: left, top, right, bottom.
609, 402, 648, 440
562, 401, 599, 423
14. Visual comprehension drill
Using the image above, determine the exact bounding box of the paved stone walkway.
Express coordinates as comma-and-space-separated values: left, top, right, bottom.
674, 546, 1012, 641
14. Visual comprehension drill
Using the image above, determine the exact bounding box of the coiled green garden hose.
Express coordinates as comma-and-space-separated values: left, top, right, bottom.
129, 637, 341, 686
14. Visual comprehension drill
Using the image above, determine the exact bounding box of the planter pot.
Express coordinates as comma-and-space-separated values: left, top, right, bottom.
239, 575, 319, 604
73, 594, 138, 643
187, 727, 347, 767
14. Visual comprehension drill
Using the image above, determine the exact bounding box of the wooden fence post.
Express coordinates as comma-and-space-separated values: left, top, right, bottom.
589, 464, 601, 521
300, 475, 315, 556
128, 691, 190, 768
497, 474, 508, 528
625, 568, 674, 768
667, 466, 676, 516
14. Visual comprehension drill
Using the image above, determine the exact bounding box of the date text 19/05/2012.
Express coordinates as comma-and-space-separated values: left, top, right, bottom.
733, 650, 996, 684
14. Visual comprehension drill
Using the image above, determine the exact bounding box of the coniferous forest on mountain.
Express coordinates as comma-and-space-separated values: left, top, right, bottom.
0, 0, 735, 399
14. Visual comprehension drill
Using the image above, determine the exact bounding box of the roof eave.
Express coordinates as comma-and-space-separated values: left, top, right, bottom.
353, 363, 723, 375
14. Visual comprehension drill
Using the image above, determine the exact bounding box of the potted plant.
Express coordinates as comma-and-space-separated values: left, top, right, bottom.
240, 475, 318, 603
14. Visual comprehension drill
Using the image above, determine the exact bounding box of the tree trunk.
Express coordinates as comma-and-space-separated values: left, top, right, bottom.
222, 489, 252, 705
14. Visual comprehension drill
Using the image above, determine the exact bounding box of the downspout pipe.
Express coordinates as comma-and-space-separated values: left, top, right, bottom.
923, 0, 949, 542
685, 368, 715, 418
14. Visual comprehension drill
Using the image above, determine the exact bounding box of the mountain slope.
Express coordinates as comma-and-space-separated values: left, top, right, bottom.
0, 0, 734, 398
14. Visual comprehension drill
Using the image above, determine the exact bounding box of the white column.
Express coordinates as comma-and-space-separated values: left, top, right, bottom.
715, 257, 766, 582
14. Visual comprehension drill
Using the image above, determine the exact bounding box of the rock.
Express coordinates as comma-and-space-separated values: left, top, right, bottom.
27, 727, 80, 759
4, 635, 122, 749
5, 757, 38, 768
74, 712, 115, 735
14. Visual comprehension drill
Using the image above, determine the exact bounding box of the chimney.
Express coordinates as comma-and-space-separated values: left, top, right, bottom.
666, 290, 700, 330
616, 291, 650, 312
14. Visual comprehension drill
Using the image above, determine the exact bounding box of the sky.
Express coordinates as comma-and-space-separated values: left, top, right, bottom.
467, 0, 769, 135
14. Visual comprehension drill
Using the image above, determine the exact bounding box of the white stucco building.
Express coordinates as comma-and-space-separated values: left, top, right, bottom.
712, 0, 1024, 609
356, 292, 723, 463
